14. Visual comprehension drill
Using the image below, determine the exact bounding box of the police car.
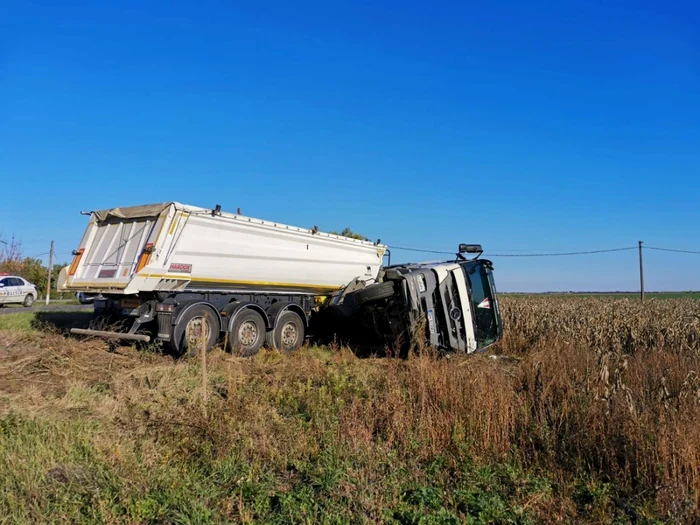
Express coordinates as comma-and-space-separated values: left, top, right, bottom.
0, 274, 38, 307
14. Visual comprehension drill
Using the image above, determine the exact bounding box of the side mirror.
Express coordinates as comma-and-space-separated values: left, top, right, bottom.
458, 244, 483, 254
0, 283, 4, 287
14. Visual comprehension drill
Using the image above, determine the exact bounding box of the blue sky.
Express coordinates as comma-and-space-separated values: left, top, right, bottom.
1, 1, 698, 291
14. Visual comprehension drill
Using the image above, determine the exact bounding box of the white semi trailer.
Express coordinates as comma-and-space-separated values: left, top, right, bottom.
59, 202, 502, 356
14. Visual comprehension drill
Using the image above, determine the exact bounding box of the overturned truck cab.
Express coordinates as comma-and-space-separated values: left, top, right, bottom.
323, 245, 503, 356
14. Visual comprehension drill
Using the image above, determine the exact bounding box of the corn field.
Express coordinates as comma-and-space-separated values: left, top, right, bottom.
501, 296, 700, 352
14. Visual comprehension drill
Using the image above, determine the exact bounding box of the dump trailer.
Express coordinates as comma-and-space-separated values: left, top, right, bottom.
59, 202, 502, 356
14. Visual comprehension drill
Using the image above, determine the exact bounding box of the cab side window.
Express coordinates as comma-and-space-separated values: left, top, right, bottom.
0, 278, 11, 287
10, 278, 22, 286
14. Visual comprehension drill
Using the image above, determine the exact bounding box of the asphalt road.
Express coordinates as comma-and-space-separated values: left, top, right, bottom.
0, 304, 93, 316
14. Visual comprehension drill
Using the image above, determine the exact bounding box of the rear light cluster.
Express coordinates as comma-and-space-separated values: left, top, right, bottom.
156, 303, 175, 313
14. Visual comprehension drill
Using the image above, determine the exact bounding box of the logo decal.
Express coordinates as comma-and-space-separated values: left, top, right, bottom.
477, 298, 491, 309
168, 263, 192, 273
98, 269, 117, 278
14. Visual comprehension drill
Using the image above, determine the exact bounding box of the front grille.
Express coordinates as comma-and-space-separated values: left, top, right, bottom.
157, 313, 173, 341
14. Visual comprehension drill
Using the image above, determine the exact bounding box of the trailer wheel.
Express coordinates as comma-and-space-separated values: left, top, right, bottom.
228, 309, 266, 357
352, 281, 395, 306
172, 305, 220, 358
266, 310, 305, 352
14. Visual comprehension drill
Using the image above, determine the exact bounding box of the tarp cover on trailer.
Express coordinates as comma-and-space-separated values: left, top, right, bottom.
93, 203, 173, 222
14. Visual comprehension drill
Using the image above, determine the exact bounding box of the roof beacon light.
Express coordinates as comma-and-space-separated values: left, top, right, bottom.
458, 244, 483, 254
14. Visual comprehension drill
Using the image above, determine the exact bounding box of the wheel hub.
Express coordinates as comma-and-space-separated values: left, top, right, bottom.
238, 321, 258, 347
281, 322, 298, 347
186, 317, 210, 347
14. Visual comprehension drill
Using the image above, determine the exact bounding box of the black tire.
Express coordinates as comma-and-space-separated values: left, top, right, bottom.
352, 281, 395, 306
23, 295, 35, 308
170, 304, 220, 358
228, 309, 266, 357
266, 310, 305, 352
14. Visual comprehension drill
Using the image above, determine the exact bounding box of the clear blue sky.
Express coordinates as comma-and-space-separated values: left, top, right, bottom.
1, 1, 698, 291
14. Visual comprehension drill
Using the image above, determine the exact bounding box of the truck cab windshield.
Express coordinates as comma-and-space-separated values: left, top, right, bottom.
462, 260, 502, 348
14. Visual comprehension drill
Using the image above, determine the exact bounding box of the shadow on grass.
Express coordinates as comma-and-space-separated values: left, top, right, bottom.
32, 311, 93, 333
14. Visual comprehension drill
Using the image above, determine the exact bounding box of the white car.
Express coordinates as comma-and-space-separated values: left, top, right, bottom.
0, 274, 38, 307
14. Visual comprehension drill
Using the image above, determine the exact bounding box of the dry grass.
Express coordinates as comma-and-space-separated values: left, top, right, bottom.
0, 297, 698, 523
499, 297, 700, 522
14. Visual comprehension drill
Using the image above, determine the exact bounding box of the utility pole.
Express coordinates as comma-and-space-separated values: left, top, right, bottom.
46, 240, 54, 305
638, 240, 644, 303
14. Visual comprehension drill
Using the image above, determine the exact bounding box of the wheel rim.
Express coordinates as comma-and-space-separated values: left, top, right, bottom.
238, 320, 258, 347
185, 316, 211, 348
280, 321, 298, 348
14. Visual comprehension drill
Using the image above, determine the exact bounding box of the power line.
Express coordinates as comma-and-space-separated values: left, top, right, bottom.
388, 245, 638, 257
13, 251, 73, 260
489, 247, 637, 257
388, 245, 453, 255
646, 246, 700, 255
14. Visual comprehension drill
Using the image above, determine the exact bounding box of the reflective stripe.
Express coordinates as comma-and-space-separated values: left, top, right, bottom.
138, 274, 339, 291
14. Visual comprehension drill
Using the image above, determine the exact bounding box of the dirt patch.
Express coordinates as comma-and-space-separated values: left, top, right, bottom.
0, 330, 173, 407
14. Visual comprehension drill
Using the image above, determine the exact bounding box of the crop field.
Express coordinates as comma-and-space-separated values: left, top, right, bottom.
503, 292, 700, 300
0, 297, 698, 524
